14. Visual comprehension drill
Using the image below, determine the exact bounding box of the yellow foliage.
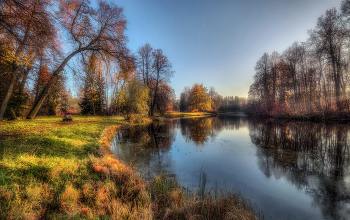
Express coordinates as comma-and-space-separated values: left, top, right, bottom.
189, 83, 212, 112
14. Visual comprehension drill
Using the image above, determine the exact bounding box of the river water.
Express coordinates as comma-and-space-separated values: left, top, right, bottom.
110, 116, 350, 220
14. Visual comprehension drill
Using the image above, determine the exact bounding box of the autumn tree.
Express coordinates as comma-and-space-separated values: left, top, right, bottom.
27, 0, 132, 119
189, 83, 212, 112
150, 81, 175, 114
111, 54, 135, 115
125, 78, 149, 115
0, 0, 58, 121
0, 43, 32, 118
32, 62, 63, 116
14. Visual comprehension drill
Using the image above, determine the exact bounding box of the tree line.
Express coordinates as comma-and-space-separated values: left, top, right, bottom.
0, 0, 176, 120
248, 0, 350, 118
179, 84, 246, 112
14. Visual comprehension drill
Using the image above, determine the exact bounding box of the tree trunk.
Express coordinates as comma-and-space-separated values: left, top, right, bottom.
272, 66, 276, 103
100, 81, 103, 116
0, 66, 21, 121
335, 75, 341, 109
151, 76, 159, 116
19, 67, 31, 93
0, 73, 16, 121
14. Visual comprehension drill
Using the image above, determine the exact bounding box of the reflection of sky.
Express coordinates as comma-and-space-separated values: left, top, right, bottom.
111, 117, 350, 220
169, 124, 320, 220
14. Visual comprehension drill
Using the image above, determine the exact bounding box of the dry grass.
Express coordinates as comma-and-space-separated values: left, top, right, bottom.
163, 190, 259, 220
149, 173, 262, 220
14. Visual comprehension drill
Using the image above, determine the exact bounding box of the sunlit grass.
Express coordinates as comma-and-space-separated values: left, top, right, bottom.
0, 115, 153, 219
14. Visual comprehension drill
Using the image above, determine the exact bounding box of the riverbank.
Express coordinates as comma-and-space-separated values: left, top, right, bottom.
245, 113, 350, 123
245, 107, 350, 122
0, 115, 259, 219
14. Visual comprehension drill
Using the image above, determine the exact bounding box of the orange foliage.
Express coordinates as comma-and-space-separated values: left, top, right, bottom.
93, 164, 103, 172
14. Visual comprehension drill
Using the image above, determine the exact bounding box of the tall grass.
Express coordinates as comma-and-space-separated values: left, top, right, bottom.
149, 171, 263, 220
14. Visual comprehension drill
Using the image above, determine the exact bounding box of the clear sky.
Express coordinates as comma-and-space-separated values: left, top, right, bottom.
109, 0, 343, 99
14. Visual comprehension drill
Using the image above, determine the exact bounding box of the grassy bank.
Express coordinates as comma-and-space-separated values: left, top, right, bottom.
0, 115, 258, 219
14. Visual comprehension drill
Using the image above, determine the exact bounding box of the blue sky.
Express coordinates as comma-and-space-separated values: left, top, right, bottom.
109, 0, 343, 98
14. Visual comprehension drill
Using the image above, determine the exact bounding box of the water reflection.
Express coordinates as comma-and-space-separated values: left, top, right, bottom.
249, 119, 350, 219
111, 121, 177, 179
180, 116, 245, 145
111, 116, 350, 219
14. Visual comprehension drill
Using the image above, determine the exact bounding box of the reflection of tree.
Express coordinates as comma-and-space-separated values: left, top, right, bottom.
218, 115, 245, 131
182, 118, 212, 144
179, 116, 247, 145
248, 118, 350, 219
147, 121, 176, 148
113, 121, 177, 150
111, 120, 178, 179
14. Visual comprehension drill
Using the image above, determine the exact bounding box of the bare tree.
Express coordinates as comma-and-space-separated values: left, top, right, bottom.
150, 49, 174, 116
283, 42, 304, 106
254, 53, 271, 107
180, 86, 191, 112
270, 51, 280, 103
308, 8, 349, 108
137, 43, 153, 87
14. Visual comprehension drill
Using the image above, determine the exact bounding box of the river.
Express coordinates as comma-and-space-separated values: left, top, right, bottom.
110, 116, 350, 220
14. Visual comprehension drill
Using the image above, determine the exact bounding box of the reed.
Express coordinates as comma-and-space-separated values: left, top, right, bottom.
149, 171, 263, 220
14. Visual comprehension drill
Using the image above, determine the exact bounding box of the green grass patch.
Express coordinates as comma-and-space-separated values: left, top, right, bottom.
0, 115, 153, 219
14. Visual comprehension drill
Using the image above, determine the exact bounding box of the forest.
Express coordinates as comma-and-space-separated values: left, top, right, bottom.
247, 1, 350, 119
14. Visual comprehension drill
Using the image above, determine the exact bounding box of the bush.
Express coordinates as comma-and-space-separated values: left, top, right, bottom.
126, 114, 137, 123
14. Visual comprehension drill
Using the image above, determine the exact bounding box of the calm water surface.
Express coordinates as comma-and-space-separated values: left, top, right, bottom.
110, 116, 350, 220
